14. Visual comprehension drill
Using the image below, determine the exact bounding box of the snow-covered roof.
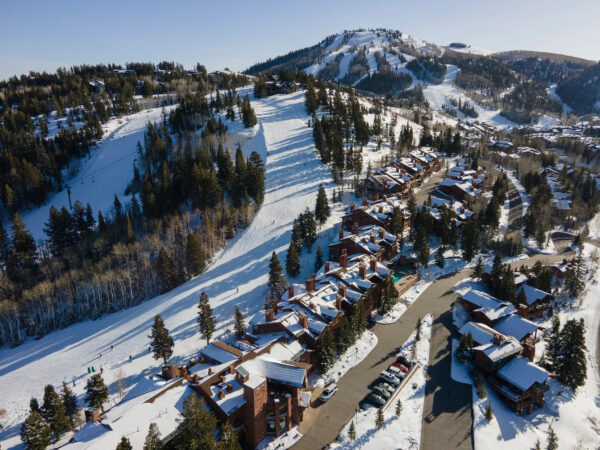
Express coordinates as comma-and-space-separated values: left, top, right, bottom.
200, 343, 240, 364
459, 321, 494, 345
493, 315, 539, 342
474, 336, 522, 362
239, 358, 306, 388
461, 289, 503, 309
497, 357, 549, 391
517, 285, 551, 306
475, 303, 516, 322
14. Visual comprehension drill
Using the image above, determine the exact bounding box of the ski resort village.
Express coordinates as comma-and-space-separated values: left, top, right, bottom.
1, 24, 600, 450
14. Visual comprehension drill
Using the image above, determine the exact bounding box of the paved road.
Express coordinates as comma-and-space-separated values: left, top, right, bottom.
506, 182, 522, 229
416, 172, 445, 205
294, 247, 575, 449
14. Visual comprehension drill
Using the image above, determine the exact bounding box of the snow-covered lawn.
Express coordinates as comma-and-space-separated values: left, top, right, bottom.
0, 89, 334, 449
372, 303, 407, 324
333, 314, 433, 449
309, 331, 378, 388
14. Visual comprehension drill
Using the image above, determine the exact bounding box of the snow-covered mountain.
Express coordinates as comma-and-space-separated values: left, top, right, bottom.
246, 28, 599, 120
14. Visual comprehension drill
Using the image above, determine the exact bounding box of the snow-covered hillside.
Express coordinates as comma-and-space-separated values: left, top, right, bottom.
0, 90, 334, 449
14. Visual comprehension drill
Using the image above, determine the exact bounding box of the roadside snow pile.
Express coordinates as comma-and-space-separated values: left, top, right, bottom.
472, 244, 600, 450
587, 211, 600, 240
372, 303, 407, 324
333, 315, 433, 449
506, 171, 530, 217
309, 331, 378, 388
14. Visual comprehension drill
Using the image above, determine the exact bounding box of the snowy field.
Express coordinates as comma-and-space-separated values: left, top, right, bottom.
0, 89, 334, 449
333, 314, 433, 449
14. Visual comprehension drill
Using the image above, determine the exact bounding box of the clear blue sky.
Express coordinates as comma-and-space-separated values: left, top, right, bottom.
1, 0, 598, 80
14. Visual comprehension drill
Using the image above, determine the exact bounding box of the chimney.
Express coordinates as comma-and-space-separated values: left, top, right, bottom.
208, 367, 213, 375
273, 299, 278, 315
370, 234, 376, 244
493, 334, 502, 346
379, 228, 384, 239
378, 206, 383, 213
339, 228, 344, 240
370, 258, 377, 272
350, 203, 355, 211
218, 389, 225, 400
336, 295, 342, 311
338, 283, 346, 297
288, 285, 294, 298
266, 309, 274, 322
229, 365, 236, 375
359, 264, 366, 280
362, 198, 369, 207
383, 195, 387, 201
352, 222, 359, 234
226, 383, 234, 393
339, 249, 348, 268
219, 374, 226, 383
305, 278, 313, 292
299, 314, 308, 329
325, 261, 330, 272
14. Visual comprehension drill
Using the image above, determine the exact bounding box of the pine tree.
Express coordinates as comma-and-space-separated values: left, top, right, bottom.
197, 292, 216, 344
234, 306, 245, 338
516, 287, 527, 306
171, 395, 216, 449
474, 257, 484, 280
390, 207, 404, 237
116, 436, 133, 450
314, 244, 323, 272
156, 247, 179, 292
416, 317, 422, 342
435, 245, 446, 268
395, 399, 403, 417
42, 384, 70, 439
285, 241, 301, 277
542, 316, 560, 371
185, 232, 205, 276
554, 319, 587, 389
113, 194, 123, 220
21, 410, 51, 450
317, 331, 335, 374
565, 252, 585, 297
85, 374, 108, 411
532, 439, 541, 450
125, 213, 135, 244
149, 315, 174, 365
0, 218, 10, 266
218, 423, 242, 450
545, 425, 558, 450
268, 251, 287, 299
61, 382, 77, 428
315, 184, 331, 226
9, 213, 38, 279
376, 407, 385, 430
143, 423, 163, 450
348, 421, 357, 441
485, 403, 493, 422
460, 218, 480, 262
30, 398, 41, 414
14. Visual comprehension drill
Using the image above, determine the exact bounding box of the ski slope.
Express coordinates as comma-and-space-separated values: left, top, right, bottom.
21, 106, 176, 241
0, 90, 333, 449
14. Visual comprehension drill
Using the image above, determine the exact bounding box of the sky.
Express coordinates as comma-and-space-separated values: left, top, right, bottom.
1, 0, 599, 79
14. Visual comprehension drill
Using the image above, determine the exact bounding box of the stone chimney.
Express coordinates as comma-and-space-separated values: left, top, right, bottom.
229, 365, 236, 375
370, 258, 377, 272
362, 198, 369, 207
339, 249, 348, 268
493, 334, 503, 346
338, 283, 346, 297
325, 261, 330, 272
273, 300, 278, 315
226, 383, 234, 393
299, 314, 308, 329
208, 367, 213, 375
305, 278, 314, 292
359, 264, 366, 280
218, 389, 225, 400
379, 228, 384, 239
350, 203, 355, 211
288, 285, 294, 298
219, 374, 226, 383
339, 228, 344, 240
266, 309, 274, 322
336, 295, 342, 311
370, 234, 376, 244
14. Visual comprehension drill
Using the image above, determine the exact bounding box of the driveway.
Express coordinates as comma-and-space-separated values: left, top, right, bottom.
293, 249, 575, 449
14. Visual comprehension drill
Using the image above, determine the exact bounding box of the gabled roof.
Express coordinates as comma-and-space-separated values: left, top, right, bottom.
494, 315, 540, 341
474, 336, 522, 362
239, 358, 306, 388
497, 357, 549, 391
517, 285, 552, 305
200, 343, 240, 364
459, 321, 495, 345
461, 289, 503, 309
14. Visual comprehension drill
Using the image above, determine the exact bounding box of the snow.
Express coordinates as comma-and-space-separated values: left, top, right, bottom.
257, 426, 302, 450
0, 89, 336, 449
547, 84, 573, 115
496, 357, 549, 392
371, 302, 407, 324
493, 315, 539, 342
471, 244, 600, 450
587, 211, 600, 240
309, 330, 378, 388
459, 321, 494, 345
506, 170, 530, 217
422, 65, 518, 130
442, 45, 494, 56
333, 315, 433, 449
517, 285, 551, 306
450, 339, 473, 385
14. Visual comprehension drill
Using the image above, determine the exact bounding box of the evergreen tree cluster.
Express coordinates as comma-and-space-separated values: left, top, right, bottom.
543, 317, 587, 389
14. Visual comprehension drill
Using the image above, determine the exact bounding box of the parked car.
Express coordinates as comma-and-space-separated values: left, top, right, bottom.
366, 393, 386, 407
392, 362, 409, 372
380, 370, 400, 386
388, 365, 406, 379
377, 382, 396, 395
319, 383, 338, 402
396, 355, 411, 367
373, 385, 391, 399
